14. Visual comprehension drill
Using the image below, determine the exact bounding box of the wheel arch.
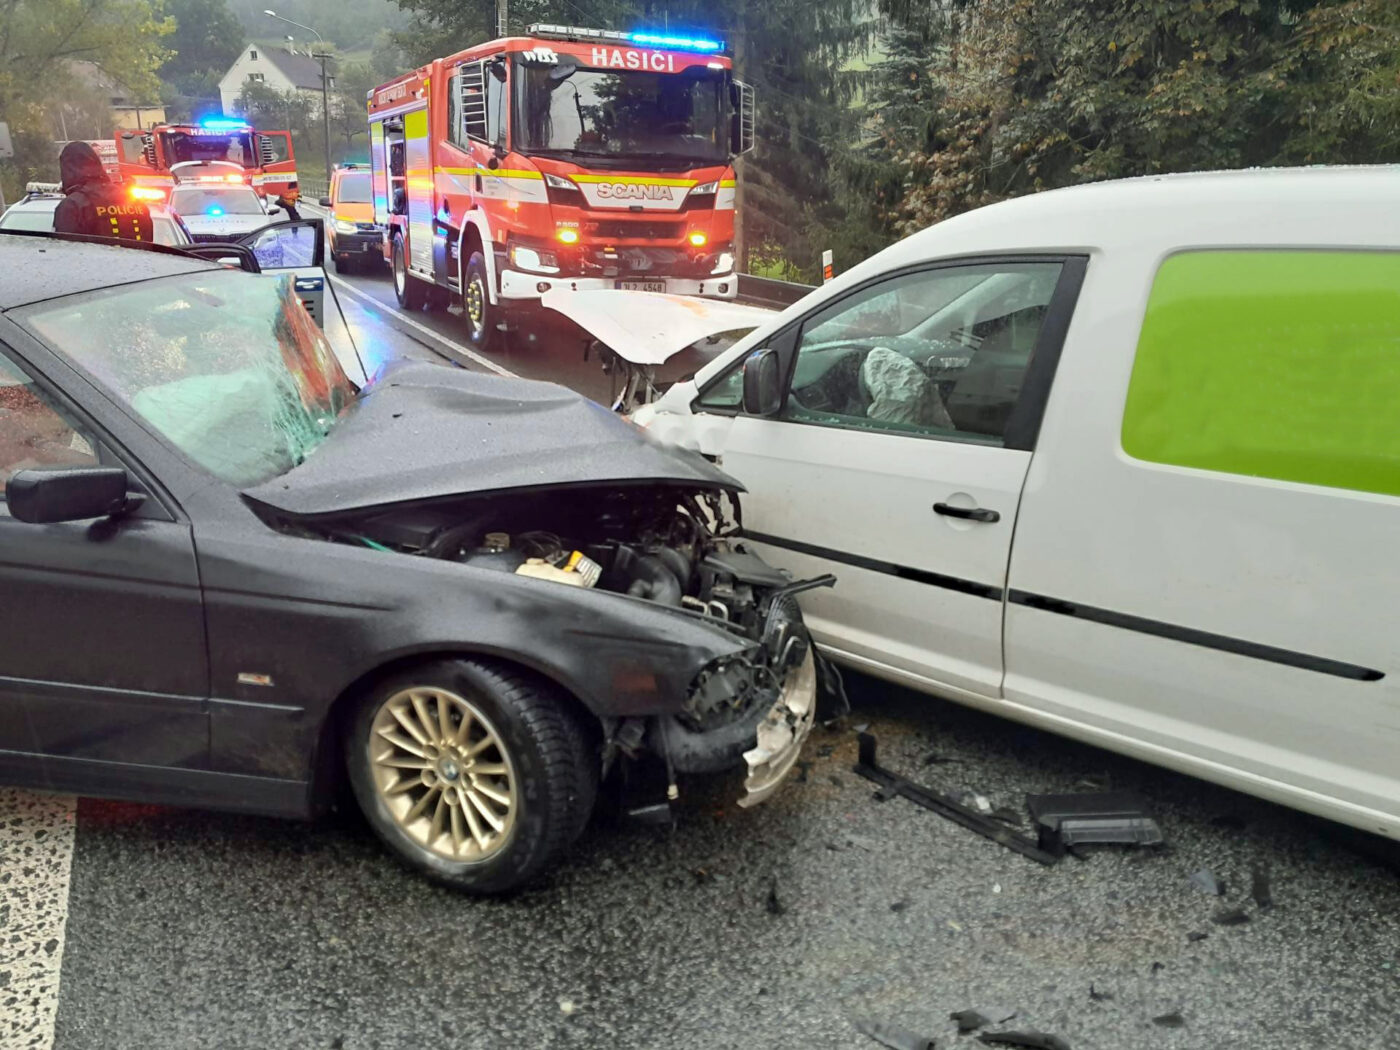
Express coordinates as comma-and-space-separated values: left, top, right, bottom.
308, 645, 602, 812
457, 210, 497, 305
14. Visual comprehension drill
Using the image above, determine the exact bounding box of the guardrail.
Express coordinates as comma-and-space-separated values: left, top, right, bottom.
735, 273, 816, 309
299, 182, 330, 205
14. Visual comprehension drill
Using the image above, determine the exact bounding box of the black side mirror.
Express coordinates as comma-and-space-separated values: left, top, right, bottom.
318, 196, 332, 207
742, 348, 782, 416
6, 468, 140, 524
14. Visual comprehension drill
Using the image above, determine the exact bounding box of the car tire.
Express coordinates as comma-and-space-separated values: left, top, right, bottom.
345, 657, 598, 893
392, 235, 428, 310
461, 250, 499, 350
332, 253, 353, 275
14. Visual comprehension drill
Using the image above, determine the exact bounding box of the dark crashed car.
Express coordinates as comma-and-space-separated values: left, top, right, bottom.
0, 234, 818, 891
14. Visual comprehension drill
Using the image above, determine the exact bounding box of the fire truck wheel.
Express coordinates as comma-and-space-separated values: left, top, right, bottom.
462, 251, 498, 350
332, 254, 354, 275
393, 235, 428, 310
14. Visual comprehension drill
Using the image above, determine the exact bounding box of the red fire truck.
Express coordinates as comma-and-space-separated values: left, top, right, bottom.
367, 23, 755, 348
113, 118, 298, 199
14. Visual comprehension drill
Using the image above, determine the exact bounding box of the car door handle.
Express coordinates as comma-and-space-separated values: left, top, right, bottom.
933, 502, 1000, 523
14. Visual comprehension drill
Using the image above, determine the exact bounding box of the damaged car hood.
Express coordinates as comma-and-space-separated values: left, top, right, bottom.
540, 289, 774, 365
243, 361, 741, 516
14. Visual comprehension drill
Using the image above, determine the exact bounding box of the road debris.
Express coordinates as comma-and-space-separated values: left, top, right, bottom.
766, 876, 786, 916
1212, 906, 1251, 926
1152, 1011, 1185, 1028
1088, 984, 1114, 1001
950, 1010, 992, 1033
1026, 791, 1165, 856
890, 899, 910, 912
852, 1017, 936, 1050
1189, 869, 1225, 896
977, 1031, 1071, 1050
1251, 867, 1273, 909
558, 998, 579, 1017
1187, 931, 1209, 942
853, 733, 1060, 865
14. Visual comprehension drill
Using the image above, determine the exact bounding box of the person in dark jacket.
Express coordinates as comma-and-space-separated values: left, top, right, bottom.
52, 141, 153, 243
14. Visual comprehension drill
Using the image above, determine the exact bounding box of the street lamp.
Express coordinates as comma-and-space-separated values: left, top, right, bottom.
264, 9, 332, 182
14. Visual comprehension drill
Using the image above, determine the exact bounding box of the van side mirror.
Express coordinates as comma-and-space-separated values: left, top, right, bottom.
741, 348, 782, 416
318, 196, 332, 207
6, 467, 140, 523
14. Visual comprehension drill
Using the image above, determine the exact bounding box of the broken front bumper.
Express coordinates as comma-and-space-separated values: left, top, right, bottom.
739, 650, 817, 807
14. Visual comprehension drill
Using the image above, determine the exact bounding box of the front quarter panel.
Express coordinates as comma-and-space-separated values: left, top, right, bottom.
195, 520, 751, 779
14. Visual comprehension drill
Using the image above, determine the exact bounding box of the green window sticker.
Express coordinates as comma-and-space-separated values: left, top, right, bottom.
1123, 251, 1400, 497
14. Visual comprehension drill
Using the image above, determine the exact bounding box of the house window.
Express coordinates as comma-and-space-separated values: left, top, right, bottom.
250, 49, 258, 59
249, 73, 264, 82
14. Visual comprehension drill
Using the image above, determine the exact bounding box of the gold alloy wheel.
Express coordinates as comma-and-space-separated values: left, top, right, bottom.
368, 687, 518, 862
466, 273, 485, 329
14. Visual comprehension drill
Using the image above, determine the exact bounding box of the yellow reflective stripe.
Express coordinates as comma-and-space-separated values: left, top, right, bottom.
719, 179, 736, 187
570, 174, 697, 187
433, 165, 543, 180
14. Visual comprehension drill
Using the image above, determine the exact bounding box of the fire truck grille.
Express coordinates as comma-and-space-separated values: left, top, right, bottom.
585, 219, 684, 241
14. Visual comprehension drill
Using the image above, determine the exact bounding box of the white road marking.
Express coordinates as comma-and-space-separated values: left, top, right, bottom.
0, 790, 76, 1050
327, 275, 518, 378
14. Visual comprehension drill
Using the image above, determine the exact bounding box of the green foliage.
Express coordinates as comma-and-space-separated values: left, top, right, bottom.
161, 0, 246, 94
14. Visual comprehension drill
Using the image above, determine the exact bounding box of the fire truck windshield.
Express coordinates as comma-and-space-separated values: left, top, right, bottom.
161, 131, 258, 168
518, 65, 727, 166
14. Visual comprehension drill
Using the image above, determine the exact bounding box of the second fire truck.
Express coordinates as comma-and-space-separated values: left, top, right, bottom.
114, 118, 298, 199
367, 24, 755, 348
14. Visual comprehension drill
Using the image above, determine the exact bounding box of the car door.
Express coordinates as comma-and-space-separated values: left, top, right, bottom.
694, 257, 1084, 698
235, 219, 369, 385
0, 329, 209, 780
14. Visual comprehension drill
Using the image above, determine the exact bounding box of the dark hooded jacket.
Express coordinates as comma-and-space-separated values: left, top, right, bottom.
53, 142, 153, 243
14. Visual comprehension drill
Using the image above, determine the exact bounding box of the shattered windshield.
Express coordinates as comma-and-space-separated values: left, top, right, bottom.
519, 65, 727, 164
18, 270, 356, 486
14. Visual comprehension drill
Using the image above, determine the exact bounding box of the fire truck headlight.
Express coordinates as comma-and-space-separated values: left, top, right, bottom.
688, 180, 719, 196
712, 251, 735, 275
556, 228, 580, 245
510, 244, 560, 274
688, 232, 708, 248
333, 219, 357, 234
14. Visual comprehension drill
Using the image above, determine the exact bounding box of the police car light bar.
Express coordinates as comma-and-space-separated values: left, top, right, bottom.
527, 24, 724, 52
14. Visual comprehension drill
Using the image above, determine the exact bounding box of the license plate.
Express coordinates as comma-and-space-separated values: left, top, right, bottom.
618, 280, 666, 293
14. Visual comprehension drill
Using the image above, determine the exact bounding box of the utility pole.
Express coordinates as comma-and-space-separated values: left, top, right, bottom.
265, 10, 333, 180
496, 0, 508, 37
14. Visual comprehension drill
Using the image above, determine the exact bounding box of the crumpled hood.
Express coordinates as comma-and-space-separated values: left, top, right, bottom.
59, 142, 106, 192
244, 360, 742, 517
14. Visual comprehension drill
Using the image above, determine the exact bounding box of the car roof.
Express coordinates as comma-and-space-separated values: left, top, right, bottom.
865, 165, 1400, 274
5, 196, 61, 210
0, 232, 218, 311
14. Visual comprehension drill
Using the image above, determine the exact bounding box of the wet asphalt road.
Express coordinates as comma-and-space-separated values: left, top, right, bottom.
5, 258, 1400, 1048
49, 678, 1400, 1049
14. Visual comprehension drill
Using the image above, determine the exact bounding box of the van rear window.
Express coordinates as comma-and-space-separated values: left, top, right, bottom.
1122, 250, 1400, 498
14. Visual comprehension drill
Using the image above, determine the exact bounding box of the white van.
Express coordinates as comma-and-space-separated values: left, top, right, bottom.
636, 167, 1400, 842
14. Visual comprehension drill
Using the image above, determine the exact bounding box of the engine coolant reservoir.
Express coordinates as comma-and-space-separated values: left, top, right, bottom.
515, 551, 601, 588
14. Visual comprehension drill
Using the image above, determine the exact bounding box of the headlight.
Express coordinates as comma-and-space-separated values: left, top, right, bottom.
510, 244, 560, 274
332, 218, 356, 234
711, 251, 735, 275
543, 172, 578, 191
689, 180, 719, 196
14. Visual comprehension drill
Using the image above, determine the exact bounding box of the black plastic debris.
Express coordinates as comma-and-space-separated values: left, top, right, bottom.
853, 734, 1061, 866
1251, 867, 1273, 909
795, 760, 813, 784
923, 751, 960, 766
991, 807, 1024, 826
1088, 985, 1114, 1002
1212, 906, 1250, 926
1152, 1011, 1186, 1028
765, 876, 786, 916
977, 1031, 1071, 1050
852, 1017, 937, 1050
890, 899, 910, 913
1150, 961, 1165, 974
1186, 931, 1209, 943
1027, 792, 1165, 856
950, 1010, 992, 1033
1188, 869, 1225, 896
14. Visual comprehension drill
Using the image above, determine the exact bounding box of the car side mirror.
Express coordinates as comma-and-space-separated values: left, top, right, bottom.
6, 467, 141, 524
318, 196, 332, 207
741, 348, 782, 416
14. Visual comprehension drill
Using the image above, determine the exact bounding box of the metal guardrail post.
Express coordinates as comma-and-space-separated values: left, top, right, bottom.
734, 273, 817, 309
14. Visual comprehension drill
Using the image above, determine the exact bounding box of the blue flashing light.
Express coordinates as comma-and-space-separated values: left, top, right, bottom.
207, 205, 225, 217
628, 31, 723, 52
199, 117, 250, 130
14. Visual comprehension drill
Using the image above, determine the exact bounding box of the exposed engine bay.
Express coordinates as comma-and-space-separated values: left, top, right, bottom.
277, 483, 831, 803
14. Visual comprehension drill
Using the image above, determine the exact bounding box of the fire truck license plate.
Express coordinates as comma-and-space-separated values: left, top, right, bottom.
618, 280, 667, 293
